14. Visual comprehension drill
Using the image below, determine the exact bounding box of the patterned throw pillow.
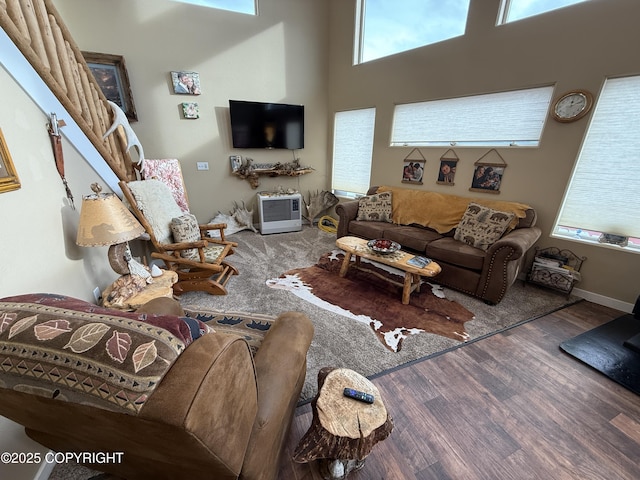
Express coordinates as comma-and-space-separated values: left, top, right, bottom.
170, 213, 201, 258
454, 202, 515, 250
356, 191, 393, 222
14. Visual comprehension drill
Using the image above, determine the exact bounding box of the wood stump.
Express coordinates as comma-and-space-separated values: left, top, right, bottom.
293, 367, 393, 479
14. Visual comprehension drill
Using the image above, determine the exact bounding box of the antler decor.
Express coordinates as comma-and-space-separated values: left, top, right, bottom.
304, 190, 339, 225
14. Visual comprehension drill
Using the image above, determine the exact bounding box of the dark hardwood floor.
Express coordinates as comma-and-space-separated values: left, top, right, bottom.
279, 301, 640, 479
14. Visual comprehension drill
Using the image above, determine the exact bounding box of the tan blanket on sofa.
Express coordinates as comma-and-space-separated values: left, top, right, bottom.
377, 186, 531, 233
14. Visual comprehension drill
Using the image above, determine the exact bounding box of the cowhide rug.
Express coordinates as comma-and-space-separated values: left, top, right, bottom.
267, 250, 474, 352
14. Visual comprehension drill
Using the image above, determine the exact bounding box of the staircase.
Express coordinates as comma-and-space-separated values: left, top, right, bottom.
0, 0, 136, 181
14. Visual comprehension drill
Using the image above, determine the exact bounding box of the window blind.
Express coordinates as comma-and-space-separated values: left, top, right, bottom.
331, 108, 376, 195
391, 86, 553, 147
555, 76, 640, 238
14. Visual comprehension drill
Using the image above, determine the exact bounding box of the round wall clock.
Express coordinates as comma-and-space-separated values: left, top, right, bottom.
551, 89, 594, 123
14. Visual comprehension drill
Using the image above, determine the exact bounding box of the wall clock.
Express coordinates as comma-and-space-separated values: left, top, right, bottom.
551, 89, 594, 123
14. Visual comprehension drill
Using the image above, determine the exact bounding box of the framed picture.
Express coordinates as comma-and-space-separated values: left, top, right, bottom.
470, 165, 505, 193
401, 160, 425, 184
437, 160, 457, 185
0, 129, 21, 193
83, 51, 138, 121
171, 71, 201, 95
229, 155, 243, 172
182, 102, 199, 119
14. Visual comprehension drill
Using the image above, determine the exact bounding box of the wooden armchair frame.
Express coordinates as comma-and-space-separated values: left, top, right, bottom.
119, 180, 239, 295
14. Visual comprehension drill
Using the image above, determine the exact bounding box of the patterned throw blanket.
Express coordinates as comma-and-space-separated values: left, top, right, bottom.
377, 186, 531, 233
0, 293, 212, 414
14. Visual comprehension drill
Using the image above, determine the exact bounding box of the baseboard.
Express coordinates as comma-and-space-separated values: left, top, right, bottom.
571, 288, 634, 313
516, 271, 635, 314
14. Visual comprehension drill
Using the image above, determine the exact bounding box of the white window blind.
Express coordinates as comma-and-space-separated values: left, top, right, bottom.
391, 86, 553, 147
554, 76, 640, 239
332, 108, 376, 196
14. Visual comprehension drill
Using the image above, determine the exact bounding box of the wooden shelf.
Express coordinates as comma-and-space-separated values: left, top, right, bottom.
233, 167, 314, 189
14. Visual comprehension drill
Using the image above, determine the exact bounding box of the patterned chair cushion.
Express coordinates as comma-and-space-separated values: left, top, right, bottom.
170, 213, 201, 258
454, 202, 515, 250
356, 191, 393, 223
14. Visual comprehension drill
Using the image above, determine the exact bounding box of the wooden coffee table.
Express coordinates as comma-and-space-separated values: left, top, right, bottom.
335, 236, 441, 305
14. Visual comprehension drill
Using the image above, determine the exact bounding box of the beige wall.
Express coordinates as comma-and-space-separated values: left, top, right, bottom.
328, 0, 640, 306
55, 0, 330, 223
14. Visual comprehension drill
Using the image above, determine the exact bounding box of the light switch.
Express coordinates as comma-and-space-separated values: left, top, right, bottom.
197, 162, 209, 171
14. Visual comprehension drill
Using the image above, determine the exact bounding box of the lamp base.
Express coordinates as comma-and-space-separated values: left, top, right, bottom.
108, 243, 131, 275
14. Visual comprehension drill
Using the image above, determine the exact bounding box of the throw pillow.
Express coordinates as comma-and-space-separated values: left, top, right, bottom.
170, 213, 201, 258
357, 191, 393, 222
454, 202, 515, 250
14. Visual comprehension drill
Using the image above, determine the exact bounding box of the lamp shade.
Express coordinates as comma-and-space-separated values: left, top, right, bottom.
76, 185, 145, 247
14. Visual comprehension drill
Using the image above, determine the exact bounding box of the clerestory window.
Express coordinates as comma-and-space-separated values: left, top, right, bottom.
354, 0, 471, 64
497, 0, 592, 24
170, 0, 256, 15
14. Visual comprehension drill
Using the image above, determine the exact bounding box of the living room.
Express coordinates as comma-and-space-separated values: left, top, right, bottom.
0, 0, 639, 478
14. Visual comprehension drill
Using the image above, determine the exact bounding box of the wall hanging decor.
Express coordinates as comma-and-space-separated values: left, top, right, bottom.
401, 148, 426, 184
436, 148, 459, 185
182, 102, 199, 119
0, 128, 20, 194
83, 51, 138, 121
171, 71, 201, 95
469, 149, 506, 194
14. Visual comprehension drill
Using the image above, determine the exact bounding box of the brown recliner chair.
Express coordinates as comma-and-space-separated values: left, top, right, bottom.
0, 294, 314, 480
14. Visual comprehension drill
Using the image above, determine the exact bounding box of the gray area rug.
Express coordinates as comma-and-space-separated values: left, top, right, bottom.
178, 226, 581, 402
48, 225, 579, 480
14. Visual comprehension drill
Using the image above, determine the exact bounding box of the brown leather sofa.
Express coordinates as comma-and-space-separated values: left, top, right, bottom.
336, 186, 541, 304
0, 294, 313, 480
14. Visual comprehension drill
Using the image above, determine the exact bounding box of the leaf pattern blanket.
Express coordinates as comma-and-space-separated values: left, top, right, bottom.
0, 293, 213, 414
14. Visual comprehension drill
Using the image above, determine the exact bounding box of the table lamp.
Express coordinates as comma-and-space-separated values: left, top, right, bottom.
76, 183, 147, 276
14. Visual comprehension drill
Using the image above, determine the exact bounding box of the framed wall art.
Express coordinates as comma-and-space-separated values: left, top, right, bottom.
401, 148, 426, 184
0, 128, 21, 193
83, 51, 138, 121
436, 149, 459, 185
469, 149, 507, 194
182, 102, 199, 119
171, 71, 201, 95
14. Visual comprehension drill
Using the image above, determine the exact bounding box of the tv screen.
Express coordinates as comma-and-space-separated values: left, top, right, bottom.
229, 100, 304, 150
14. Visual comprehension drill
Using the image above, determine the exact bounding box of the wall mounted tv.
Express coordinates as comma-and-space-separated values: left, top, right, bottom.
229, 100, 304, 150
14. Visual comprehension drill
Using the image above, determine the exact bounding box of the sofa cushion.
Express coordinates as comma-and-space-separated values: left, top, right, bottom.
454, 203, 515, 251
171, 213, 200, 257
356, 191, 393, 223
383, 226, 443, 253
426, 237, 486, 271
349, 220, 390, 240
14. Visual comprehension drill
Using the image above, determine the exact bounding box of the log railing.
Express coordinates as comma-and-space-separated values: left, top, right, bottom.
0, 0, 136, 181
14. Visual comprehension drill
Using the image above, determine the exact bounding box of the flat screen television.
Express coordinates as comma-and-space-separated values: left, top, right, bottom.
229, 100, 304, 150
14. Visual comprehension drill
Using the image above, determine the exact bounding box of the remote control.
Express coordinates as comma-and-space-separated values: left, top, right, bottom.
343, 388, 374, 404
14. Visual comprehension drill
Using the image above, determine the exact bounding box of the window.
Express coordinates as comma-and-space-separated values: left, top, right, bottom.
553, 75, 640, 253
355, 0, 471, 64
332, 108, 376, 197
498, 0, 591, 24
170, 0, 256, 15
391, 86, 553, 147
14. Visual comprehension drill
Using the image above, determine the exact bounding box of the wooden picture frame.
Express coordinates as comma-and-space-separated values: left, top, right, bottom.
0, 129, 21, 193
83, 51, 138, 121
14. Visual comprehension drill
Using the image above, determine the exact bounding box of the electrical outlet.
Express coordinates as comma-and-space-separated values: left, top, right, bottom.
197, 162, 209, 171
93, 287, 101, 304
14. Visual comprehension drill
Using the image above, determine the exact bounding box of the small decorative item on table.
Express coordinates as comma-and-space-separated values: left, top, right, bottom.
367, 238, 400, 255
293, 367, 393, 479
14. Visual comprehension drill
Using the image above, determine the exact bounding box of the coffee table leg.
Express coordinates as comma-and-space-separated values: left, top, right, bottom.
402, 272, 412, 304
339, 252, 353, 277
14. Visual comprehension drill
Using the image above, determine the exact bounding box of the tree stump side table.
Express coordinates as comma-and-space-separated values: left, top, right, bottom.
293, 367, 393, 480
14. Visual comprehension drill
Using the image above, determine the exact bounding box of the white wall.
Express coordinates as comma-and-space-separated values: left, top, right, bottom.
55, 0, 330, 223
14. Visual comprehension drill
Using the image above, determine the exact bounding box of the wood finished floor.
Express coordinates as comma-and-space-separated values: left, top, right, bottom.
279, 300, 640, 480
